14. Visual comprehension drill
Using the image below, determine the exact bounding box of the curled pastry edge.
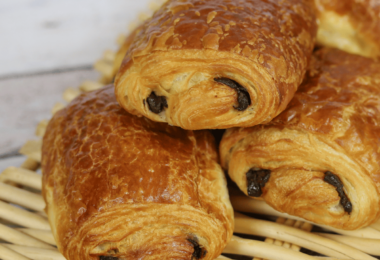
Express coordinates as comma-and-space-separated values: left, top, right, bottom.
221, 126, 380, 230
46, 204, 230, 260
115, 49, 284, 130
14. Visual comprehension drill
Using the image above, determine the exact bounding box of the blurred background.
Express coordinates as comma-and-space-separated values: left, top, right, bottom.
0, 0, 153, 170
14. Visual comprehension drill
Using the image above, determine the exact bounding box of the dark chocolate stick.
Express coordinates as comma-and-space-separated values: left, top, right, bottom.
99, 256, 118, 260
246, 169, 271, 197
187, 238, 207, 260
324, 171, 352, 214
214, 78, 251, 111
146, 92, 168, 114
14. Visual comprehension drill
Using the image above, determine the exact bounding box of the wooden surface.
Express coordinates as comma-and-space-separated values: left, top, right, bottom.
0, 0, 152, 77
0, 69, 98, 168
0, 0, 155, 171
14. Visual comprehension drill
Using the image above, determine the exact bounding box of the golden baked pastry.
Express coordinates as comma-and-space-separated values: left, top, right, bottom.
114, 0, 317, 130
315, 0, 380, 57
112, 25, 144, 81
41, 85, 234, 260
220, 48, 380, 230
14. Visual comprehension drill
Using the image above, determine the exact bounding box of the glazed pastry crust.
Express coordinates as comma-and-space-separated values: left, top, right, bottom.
112, 25, 144, 81
41, 85, 233, 260
221, 48, 380, 230
315, 0, 380, 57
115, 0, 317, 130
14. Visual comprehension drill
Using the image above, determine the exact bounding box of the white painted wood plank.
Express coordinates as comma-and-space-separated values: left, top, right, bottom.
0, 69, 98, 156
0, 0, 152, 77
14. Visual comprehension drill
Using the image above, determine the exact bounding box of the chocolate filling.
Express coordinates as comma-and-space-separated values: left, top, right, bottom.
214, 78, 251, 111
246, 169, 271, 197
324, 171, 352, 214
146, 92, 168, 114
187, 238, 207, 260
99, 256, 118, 260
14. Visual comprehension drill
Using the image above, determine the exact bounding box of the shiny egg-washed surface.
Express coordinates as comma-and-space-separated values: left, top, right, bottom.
115, 0, 317, 130
220, 48, 380, 230
112, 25, 144, 81
41, 85, 233, 260
315, 0, 380, 57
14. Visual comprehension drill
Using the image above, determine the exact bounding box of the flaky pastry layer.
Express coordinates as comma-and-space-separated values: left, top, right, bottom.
220, 48, 380, 230
315, 0, 380, 57
42, 85, 233, 260
115, 0, 317, 130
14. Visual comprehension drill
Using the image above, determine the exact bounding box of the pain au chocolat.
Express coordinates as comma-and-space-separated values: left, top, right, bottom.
315, 0, 380, 57
114, 0, 317, 130
41, 85, 233, 260
112, 25, 144, 83
220, 48, 380, 230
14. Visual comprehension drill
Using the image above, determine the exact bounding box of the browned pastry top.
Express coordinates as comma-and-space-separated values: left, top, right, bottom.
44, 90, 200, 220
120, 0, 316, 55
112, 25, 144, 78
115, 0, 317, 128
42, 85, 233, 259
315, 0, 380, 57
43, 85, 222, 223
271, 48, 380, 187
119, 0, 317, 89
318, 0, 380, 44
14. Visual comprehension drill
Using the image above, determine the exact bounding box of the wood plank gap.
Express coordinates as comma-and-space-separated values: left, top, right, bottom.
0, 152, 22, 160
0, 66, 93, 81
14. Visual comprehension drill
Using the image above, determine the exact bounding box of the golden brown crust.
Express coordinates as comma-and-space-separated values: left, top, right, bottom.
315, 0, 380, 57
112, 25, 144, 79
41, 85, 233, 260
115, 0, 317, 130
220, 48, 380, 230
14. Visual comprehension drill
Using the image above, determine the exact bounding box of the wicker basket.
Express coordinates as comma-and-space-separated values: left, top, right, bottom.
1, 3, 380, 260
